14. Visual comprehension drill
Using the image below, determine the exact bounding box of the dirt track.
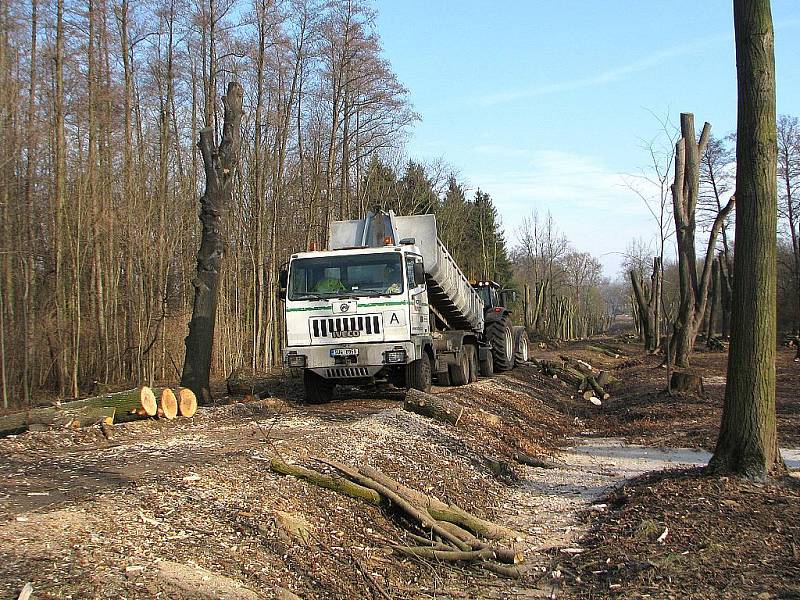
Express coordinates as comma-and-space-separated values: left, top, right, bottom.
1, 342, 798, 599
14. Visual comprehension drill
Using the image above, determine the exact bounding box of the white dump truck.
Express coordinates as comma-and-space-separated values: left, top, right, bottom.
280, 210, 529, 403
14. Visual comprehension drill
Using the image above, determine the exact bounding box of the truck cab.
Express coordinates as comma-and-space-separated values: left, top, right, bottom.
283, 232, 433, 402
281, 210, 528, 403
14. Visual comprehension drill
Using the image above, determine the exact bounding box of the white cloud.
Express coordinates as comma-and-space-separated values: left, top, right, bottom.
478, 35, 731, 106
467, 150, 660, 277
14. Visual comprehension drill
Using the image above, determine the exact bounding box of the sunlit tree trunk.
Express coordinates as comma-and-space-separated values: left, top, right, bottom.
710, 0, 783, 478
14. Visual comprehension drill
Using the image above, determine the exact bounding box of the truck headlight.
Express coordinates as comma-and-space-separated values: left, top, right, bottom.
287, 353, 307, 367
385, 350, 407, 364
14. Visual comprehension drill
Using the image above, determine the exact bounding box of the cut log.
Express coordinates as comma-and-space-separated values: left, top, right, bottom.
586, 344, 623, 358
592, 343, 624, 356
512, 452, 561, 469
0, 387, 157, 437
559, 355, 595, 375
54, 406, 116, 429
670, 372, 706, 396
595, 370, 620, 388
160, 389, 178, 420
586, 376, 610, 401
403, 389, 464, 426
177, 387, 197, 417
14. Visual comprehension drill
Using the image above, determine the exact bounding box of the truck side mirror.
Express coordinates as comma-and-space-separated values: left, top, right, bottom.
413, 262, 425, 287
278, 268, 288, 301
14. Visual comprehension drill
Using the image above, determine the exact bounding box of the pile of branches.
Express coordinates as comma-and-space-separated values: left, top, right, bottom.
533, 355, 618, 406
270, 457, 529, 578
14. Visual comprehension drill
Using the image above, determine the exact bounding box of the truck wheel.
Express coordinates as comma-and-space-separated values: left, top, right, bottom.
436, 368, 452, 386
513, 326, 530, 365
486, 316, 515, 371
303, 370, 335, 404
407, 353, 432, 393
448, 350, 470, 386
479, 350, 494, 377
465, 345, 478, 383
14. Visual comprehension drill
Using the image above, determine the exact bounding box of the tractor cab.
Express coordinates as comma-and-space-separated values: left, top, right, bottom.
472, 280, 514, 313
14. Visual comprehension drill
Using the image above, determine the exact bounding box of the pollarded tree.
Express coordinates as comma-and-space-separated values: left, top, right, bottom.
181, 82, 244, 404
669, 113, 735, 367
709, 0, 783, 477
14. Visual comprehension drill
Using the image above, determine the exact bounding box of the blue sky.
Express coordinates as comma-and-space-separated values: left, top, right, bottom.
374, 1, 800, 277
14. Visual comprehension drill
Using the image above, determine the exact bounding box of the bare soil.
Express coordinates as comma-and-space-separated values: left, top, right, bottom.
0, 336, 798, 599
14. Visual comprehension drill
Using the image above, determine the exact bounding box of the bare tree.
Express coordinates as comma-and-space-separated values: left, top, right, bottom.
669, 113, 735, 368
710, 0, 782, 477
181, 82, 244, 403
777, 115, 800, 332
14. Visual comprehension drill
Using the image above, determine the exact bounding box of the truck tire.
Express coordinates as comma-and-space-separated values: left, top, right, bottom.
465, 345, 478, 383
449, 350, 470, 386
486, 316, 515, 372
407, 352, 432, 393
513, 326, 530, 365
303, 370, 335, 404
479, 350, 494, 377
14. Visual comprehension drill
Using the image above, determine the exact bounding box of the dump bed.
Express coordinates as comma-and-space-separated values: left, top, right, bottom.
329, 212, 484, 333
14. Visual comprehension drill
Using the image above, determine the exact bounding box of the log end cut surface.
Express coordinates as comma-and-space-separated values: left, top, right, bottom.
177, 388, 197, 417
140, 387, 158, 417
160, 389, 178, 420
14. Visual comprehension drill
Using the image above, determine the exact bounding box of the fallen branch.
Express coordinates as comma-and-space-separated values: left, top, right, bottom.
393, 545, 495, 562
269, 459, 381, 505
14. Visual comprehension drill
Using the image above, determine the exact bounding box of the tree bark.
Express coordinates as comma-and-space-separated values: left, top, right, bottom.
710, 0, 783, 478
0, 387, 157, 436
181, 82, 244, 404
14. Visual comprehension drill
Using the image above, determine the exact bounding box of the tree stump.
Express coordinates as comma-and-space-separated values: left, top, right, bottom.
670, 371, 706, 396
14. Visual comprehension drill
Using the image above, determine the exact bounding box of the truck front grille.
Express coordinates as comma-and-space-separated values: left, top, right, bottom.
326, 367, 370, 378
311, 315, 381, 338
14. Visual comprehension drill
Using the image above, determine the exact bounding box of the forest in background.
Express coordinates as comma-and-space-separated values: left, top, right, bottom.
0, 0, 798, 407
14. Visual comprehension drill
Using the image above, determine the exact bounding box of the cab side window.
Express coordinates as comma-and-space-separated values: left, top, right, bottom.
406, 257, 416, 289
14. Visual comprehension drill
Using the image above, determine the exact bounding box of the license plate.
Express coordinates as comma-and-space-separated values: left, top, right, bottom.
330, 348, 359, 357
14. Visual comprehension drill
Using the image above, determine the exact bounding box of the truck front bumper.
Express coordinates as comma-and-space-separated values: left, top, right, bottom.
285, 341, 416, 379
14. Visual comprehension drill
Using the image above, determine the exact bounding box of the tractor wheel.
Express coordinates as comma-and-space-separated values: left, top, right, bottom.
513, 326, 530, 365
486, 316, 515, 371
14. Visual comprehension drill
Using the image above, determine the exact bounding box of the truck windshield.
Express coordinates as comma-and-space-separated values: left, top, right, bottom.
289, 253, 404, 300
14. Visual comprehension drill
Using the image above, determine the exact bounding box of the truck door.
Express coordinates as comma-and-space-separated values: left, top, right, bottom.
406, 255, 429, 336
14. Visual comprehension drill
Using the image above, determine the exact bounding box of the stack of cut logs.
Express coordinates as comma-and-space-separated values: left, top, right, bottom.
0, 386, 197, 437
270, 457, 528, 577
534, 354, 618, 406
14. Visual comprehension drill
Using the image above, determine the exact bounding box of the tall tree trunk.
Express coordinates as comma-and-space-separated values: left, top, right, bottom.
710, 0, 783, 478
181, 82, 244, 404
53, 0, 67, 396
